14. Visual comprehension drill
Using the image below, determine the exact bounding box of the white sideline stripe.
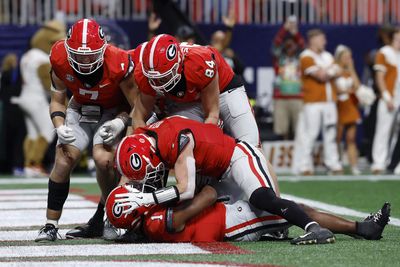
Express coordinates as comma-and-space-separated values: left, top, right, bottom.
0, 195, 84, 201
278, 175, 400, 181
281, 194, 400, 227
0, 208, 95, 227
0, 200, 97, 210
0, 243, 209, 258
0, 262, 228, 267
0, 230, 70, 241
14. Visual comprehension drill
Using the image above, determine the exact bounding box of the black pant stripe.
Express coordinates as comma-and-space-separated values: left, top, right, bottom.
241, 141, 274, 189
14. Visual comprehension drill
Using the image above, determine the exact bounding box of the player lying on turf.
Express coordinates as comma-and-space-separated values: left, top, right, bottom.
112, 116, 338, 244
106, 182, 391, 243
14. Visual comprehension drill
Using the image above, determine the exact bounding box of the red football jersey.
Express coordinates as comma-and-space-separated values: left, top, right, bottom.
144, 202, 226, 242
134, 116, 236, 178
50, 40, 133, 109
134, 42, 234, 103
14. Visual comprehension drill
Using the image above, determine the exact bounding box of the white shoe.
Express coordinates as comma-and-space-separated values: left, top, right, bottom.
24, 167, 48, 178
394, 163, 400, 175
351, 167, 361, 175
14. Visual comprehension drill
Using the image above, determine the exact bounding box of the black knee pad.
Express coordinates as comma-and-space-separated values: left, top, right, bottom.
249, 187, 277, 210
47, 179, 70, 211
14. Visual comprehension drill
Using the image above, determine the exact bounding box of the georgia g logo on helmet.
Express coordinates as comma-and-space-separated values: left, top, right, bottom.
166, 44, 177, 60
98, 26, 105, 39
130, 153, 142, 171
112, 202, 123, 218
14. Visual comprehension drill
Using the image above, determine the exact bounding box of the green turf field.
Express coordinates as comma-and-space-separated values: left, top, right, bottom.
0, 176, 399, 267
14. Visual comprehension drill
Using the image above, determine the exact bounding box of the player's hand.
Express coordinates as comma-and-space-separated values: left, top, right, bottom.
148, 12, 162, 32
222, 6, 236, 28
56, 125, 76, 144
99, 118, 125, 145
114, 185, 155, 214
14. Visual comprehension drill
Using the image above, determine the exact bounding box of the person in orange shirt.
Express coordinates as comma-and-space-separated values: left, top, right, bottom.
372, 28, 400, 173
333, 45, 362, 175
297, 29, 342, 175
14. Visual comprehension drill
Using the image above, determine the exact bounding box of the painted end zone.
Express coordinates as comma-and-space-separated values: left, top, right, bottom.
196, 242, 251, 254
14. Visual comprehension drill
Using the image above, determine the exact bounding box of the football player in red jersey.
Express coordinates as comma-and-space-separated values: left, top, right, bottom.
113, 116, 334, 244
131, 34, 260, 147
35, 18, 138, 242
106, 183, 391, 243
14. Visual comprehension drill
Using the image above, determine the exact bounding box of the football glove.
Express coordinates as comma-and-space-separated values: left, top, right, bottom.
99, 118, 126, 145
56, 125, 76, 144
114, 185, 155, 214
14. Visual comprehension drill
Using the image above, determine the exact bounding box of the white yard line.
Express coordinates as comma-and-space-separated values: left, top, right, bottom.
0, 229, 70, 241
282, 194, 400, 226
0, 195, 84, 201
0, 177, 97, 185
0, 189, 49, 194
0, 208, 96, 227
0, 200, 97, 210
0, 243, 210, 258
0, 261, 231, 267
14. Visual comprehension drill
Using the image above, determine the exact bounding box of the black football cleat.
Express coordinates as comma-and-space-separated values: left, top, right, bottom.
65, 216, 103, 239
35, 223, 60, 242
291, 224, 335, 245
115, 228, 148, 243
356, 202, 391, 240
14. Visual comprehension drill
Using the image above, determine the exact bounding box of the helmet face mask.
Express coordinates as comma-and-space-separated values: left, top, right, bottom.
141, 35, 183, 93
65, 19, 107, 75
142, 156, 166, 191
143, 61, 182, 93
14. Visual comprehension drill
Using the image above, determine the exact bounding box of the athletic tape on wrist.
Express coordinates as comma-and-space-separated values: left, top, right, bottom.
152, 185, 180, 205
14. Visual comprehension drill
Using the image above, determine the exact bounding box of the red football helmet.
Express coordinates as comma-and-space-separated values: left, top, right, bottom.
65, 18, 107, 75
115, 134, 166, 190
105, 183, 151, 230
141, 34, 183, 92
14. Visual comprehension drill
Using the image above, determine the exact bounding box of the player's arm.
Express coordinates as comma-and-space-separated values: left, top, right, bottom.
201, 72, 220, 125
50, 71, 76, 144
120, 72, 139, 109
132, 92, 156, 130
174, 134, 197, 200
49, 71, 67, 128
170, 185, 218, 232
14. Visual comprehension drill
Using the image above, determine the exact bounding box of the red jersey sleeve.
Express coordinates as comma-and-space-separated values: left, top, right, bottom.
49, 40, 68, 79
183, 46, 217, 90
104, 45, 133, 84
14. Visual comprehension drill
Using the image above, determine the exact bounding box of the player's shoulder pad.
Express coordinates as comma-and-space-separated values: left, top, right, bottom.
104, 44, 133, 81
183, 46, 216, 85
49, 40, 68, 67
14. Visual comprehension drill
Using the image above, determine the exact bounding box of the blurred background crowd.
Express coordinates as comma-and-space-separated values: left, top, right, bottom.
1, 0, 400, 176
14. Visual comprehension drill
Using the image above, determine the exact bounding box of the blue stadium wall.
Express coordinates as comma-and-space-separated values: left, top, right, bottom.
0, 22, 379, 98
